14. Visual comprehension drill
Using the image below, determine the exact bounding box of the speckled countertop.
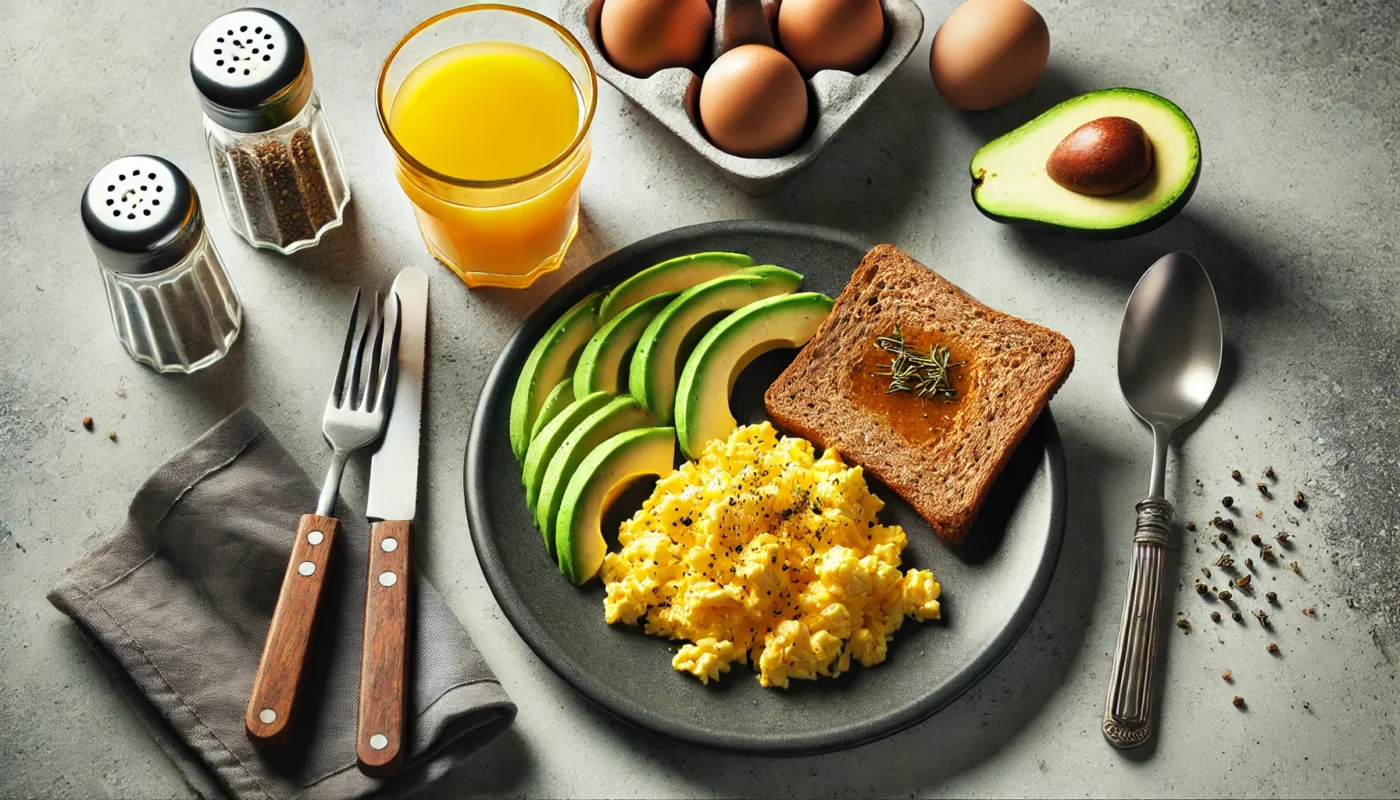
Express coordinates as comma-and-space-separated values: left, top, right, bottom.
1, 1, 1396, 797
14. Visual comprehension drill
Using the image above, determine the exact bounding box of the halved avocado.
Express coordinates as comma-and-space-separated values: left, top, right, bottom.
630, 266, 803, 424
528, 378, 575, 444
675, 293, 833, 460
535, 396, 654, 552
522, 391, 613, 514
556, 427, 675, 584
509, 292, 603, 461
573, 292, 677, 397
599, 252, 753, 322
971, 88, 1201, 239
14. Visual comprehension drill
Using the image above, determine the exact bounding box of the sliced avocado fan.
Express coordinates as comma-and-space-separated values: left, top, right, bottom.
971, 88, 1200, 238
509, 292, 603, 462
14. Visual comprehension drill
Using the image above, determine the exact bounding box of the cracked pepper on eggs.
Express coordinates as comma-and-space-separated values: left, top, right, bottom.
602, 423, 942, 688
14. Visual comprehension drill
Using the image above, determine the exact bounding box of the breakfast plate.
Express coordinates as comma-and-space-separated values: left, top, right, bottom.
466, 220, 1066, 755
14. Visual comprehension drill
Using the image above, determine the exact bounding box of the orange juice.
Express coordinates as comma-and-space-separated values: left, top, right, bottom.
387, 40, 591, 287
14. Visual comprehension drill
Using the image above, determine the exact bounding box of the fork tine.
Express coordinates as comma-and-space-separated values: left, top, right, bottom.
360, 294, 387, 411
346, 291, 380, 409
373, 293, 403, 413
330, 289, 363, 406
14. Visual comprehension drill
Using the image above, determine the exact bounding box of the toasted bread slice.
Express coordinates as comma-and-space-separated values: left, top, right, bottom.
764, 245, 1074, 545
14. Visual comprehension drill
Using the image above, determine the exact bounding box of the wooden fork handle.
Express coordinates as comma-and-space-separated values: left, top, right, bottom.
357, 519, 412, 776
246, 514, 339, 746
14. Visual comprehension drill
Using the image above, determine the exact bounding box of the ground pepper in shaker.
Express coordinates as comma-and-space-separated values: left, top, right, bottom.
191, 8, 349, 253
81, 155, 243, 373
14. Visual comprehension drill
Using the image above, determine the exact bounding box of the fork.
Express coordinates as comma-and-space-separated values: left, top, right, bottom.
245, 289, 402, 747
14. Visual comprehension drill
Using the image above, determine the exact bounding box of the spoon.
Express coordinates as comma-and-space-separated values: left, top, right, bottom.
1103, 252, 1222, 749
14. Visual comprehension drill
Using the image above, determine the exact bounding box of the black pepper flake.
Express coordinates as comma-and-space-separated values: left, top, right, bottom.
1222, 495, 1234, 508
1231, 469, 1243, 482
1186, 521, 1197, 531
1264, 466, 1275, 479
1275, 531, 1291, 545
1265, 591, 1277, 603
1218, 590, 1233, 601
1254, 609, 1271, 628
680, 516, 693, 526
1251, 534, 1262, 546
1219, 532, 1230, 544
1233, 696, 1245, 708
1261, 544, 1275, 560
1232, 611, 1244, 622
1293, 491, 1307, 510
1266, 643, 1279, 654
1195, 581, 1208, 595
1210, 611, 1222, 622
1236, 574, 1251, 588
1176, 619, 1191, 631
1257, 482, 1272, 498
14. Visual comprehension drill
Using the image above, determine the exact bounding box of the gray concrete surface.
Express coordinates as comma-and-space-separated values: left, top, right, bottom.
2, 0, 1397, 797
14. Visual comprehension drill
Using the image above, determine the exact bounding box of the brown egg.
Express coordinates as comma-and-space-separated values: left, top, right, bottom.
930, 0, 1050, 110
699, 44, 809, 158
777, 0, 885, 75
600, 0, 714, 78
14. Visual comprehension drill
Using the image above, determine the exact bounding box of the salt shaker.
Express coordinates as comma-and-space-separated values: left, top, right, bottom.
81, 155, 243, 373
191, 8, 349, 254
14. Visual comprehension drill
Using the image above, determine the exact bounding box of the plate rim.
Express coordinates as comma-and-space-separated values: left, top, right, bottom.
465, 219, 1067, 756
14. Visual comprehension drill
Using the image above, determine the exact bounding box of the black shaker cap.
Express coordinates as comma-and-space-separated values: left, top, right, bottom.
190, 8, 311, 133
81, 155, 204, 275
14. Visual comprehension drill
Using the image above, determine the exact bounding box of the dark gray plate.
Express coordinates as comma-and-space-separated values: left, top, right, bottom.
466, 220, 1066, 756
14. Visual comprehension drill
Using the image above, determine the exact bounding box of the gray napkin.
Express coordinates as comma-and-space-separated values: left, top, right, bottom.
48, 408, 515, 800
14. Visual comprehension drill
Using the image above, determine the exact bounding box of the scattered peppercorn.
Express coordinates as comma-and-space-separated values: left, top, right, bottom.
1257, 482, 1272, 498
1219, 532, 1230, 544
1244, 557, 1255, 569
81, 415, 93, 430
1232, 611, 1244, 622
1222, 495, 1235, 508
1289, 561, 1301, 574
108, 431, 117, 441
1231, 469, 1242, 482
1233, 696, 1245, 708
1302, 607, 1316, 617
1223, 669, 1233, 680
1266, 643, 1279, 654
1265, 591, 1277, 603
1176, 619, 1191, 631
1236, 574, 1252, 588
1216, 554, 1234, 568
1251, 534, 1263, 546
1214, 516, 1236, 532
1254, 509, 1264, 518
1195, 581, 1208, 595
1211, 611, 1222, 622
1275, 531, 1291, 545
1261, 544, 1275, 560
1293, 491, 1307, 510
1201, 567, 1211, 578
1255, 609, 1271, 628
1218, 590, 1233, 601
1186, 521, 1197, 531
1264, 466, 1275, 479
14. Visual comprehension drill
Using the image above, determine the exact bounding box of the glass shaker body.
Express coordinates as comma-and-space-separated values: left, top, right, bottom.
191, 7, 349, 254
82, 155, 243, 374
203, 94, 350, 254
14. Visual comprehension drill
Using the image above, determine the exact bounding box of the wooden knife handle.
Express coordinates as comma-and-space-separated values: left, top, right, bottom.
357, 519, 412, 776
246, 513, 339, 746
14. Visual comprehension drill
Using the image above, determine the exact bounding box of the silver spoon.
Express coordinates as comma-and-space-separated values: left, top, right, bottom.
1103, 252, 1222, 749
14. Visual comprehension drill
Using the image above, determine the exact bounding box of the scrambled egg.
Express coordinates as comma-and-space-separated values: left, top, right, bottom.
602, 423, 942, 688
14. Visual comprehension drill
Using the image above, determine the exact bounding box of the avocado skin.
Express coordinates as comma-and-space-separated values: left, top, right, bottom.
971, 161, 1200, 240
970, 88, 1201, 239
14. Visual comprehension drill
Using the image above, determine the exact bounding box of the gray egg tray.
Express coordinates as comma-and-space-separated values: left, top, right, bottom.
560, 0, 924, 196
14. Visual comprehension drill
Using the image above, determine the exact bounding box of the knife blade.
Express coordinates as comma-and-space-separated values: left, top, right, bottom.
358, 266, 428, 777
368, 266, 428, 521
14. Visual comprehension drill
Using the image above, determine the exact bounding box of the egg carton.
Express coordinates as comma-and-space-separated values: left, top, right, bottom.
560, 0, 924, 196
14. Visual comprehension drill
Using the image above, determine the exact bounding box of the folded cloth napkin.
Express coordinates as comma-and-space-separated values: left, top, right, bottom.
48, 408, 515, 800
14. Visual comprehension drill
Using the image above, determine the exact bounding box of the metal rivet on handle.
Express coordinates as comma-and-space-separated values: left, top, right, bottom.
259, 708, 277, 724
298, 561, 316, 576
307, 530, 324, 545
378, 571, 397, 587
381, 537, 398, 552
370, 734, 389, 750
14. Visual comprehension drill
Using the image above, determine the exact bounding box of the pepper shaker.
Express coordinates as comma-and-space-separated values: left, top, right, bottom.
191, 8, 349, 253
81, 155, 243, 373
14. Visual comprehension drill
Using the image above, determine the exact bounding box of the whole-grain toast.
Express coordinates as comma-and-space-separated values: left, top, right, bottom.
764, 245, 1074, 545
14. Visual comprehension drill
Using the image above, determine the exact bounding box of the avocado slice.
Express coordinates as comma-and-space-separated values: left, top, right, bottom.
556, 427, 676, 584
675, 293, 833, 460
522, 391, 613, 515
573, 292, 677, 397
535, 396, 654, 553
630, 266, 803, 424
509, 292, 603, 462
971, 88, 1200, 238
528, 378, 575, 444
598, 252, 753, 322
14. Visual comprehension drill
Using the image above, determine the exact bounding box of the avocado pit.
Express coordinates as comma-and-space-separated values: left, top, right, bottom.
1046, 116, 1154, 196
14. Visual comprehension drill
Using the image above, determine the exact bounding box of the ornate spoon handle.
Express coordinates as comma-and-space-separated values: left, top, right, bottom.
1103, 497, 1173, 748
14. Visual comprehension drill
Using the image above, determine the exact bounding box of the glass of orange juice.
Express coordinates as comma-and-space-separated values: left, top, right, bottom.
377, 6, 596, 289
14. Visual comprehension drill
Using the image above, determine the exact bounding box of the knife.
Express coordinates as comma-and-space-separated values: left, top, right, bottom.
357, 266, 428, 776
